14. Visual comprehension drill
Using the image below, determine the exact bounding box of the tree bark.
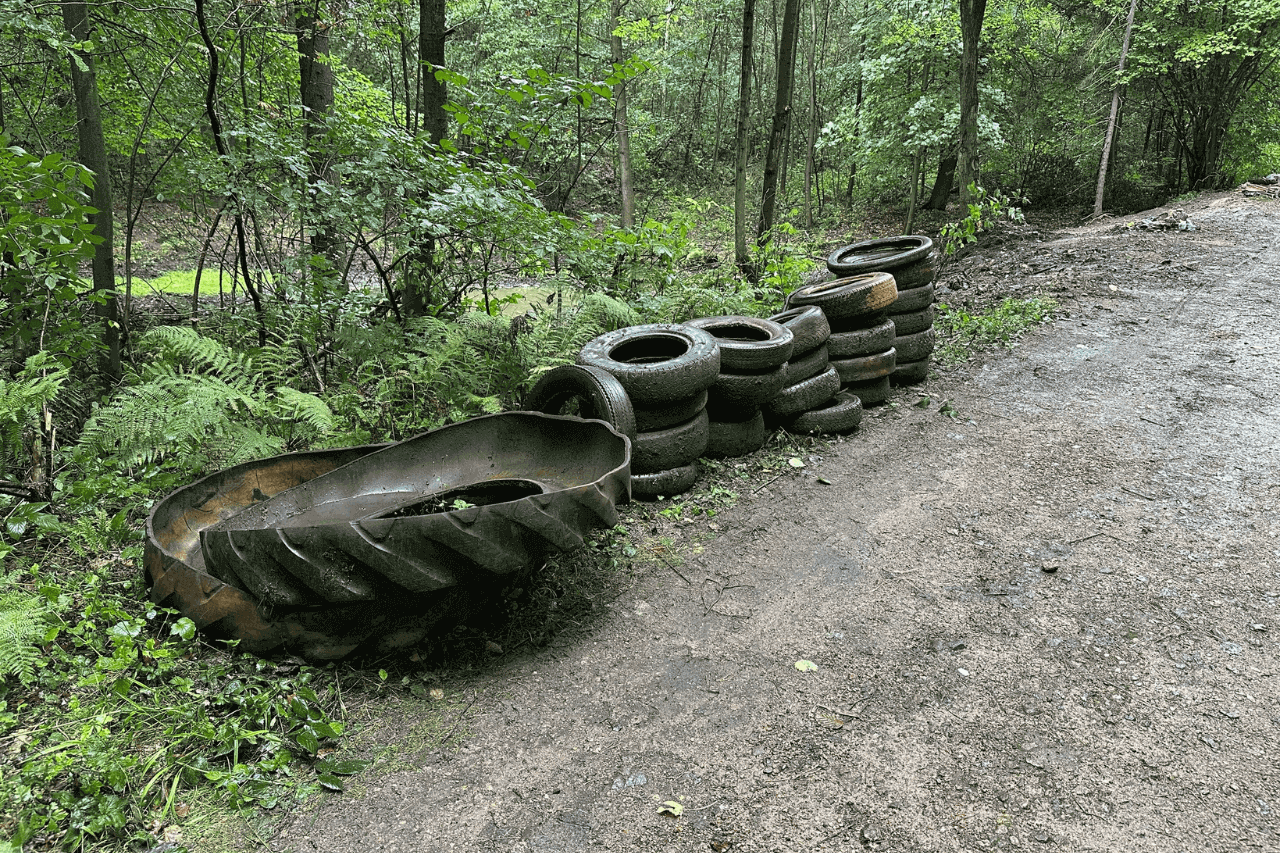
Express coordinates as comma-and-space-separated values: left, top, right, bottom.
923, 151, 957, 210
802, 0, 818, 228
405, 0, 447, 316
296, 0, 337, 267
756, 0, 801, 245
957, 0, 988, 207
1093, 0, 1137, 216
61, 0, 121, 384
733, 0, 756, 274
610, 0, 635, 228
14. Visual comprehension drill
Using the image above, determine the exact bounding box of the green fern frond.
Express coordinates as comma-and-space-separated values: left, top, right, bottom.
0, 589, 46, 685
140, 326, 256, 380
272, 387, 337, 435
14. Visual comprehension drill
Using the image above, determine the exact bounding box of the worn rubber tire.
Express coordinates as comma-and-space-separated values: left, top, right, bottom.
889, 305, 935, 337
827, 235, 934, 276
828, 317, 895, 359
706, 362, 789, 414
767, 305, 831, 355
891, 357, 931, 386
781, 344, 829, 387
786, 272, 898, 321
705, 410, 768, 459
634, 391, 708, 432
844, 375, 891, 405
891, 253, 941, 290
578, 324, 720, 406
831, 347, 897, 383
632, 409, 710, 475
894, 328, 936, 362
828, 309, 891, 333
890, 283, 935, 314
684, 316, 795, 371
768, 366, 841, 418
631, 463, 699, 500
524, 364, 638, 442
788, 391, 864, 435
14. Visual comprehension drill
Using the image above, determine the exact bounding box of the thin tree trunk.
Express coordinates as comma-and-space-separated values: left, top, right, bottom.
405, 0, 447, 316
803, 0, 818, 228
195, 0, 266, 346
957, 0, 988, 207
757, 0, 801, 244
734, 0, 756, 274
61, 0, 120, 384
296, 0, 337, 269
712, 37, 728, 172
924, 151, 957, 210
905, 145, 925, 234
1093, 0, 1137, 216
610, 0, 635, 228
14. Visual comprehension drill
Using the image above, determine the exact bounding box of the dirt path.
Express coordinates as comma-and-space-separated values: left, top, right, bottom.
271, 193, 1280, 853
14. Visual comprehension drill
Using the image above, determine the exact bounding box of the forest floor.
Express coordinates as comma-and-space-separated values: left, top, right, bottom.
260, 189, 1280, 853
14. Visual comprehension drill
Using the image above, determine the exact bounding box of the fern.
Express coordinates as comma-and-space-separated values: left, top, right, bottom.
0, 586, 46, 685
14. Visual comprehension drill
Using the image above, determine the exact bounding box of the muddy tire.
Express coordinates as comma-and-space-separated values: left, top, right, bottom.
634, 391, 708, 432
844, 375, 891, 405
891, 283, 935, 314
525, 364, 638, 442
781, 344, 829, 387
578, 324, 720, 406
827, 235, 934, 276
786, 273, 898, 321
894, 328, 936, 362
888, 253, 941, 290
706, 410, 768, 458
828, 309, 891, 333
632, 409, 710, 475
788, 391, 864, 435
831, 348, 897, 383
891, 357, 931, 385
706, 363, 789, 413
631, 463, 699, 500
828, 318, 895, 359
768, 366, 840, 418
889, 305, 935, 337
767, 305, 831, 355
683, 316, 794, 372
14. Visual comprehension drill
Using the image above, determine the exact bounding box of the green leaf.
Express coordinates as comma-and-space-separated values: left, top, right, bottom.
317, 773, 344, 792
170, 617, 196, 641
658, 800, 684, 817
795, 660, 819, 672
316, 759, 370, 776
296, 729, 319, 754
788, 457, 804, 468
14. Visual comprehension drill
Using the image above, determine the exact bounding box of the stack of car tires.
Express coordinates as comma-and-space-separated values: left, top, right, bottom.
827, 235, 939, 386
786, 272, 899, 407
762, 306, 862, 435
577, 324, 720, 499
683, 316, 794, 458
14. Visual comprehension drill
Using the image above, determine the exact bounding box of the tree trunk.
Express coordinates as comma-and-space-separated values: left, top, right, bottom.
734, 0, 756, 274
957, 0, 988, 207
296, 0, 337, 267
418, 0, 447, 145
61, 0, 120, 385
756, 0, 801, 245
905, 145, 925, 234
610, 0, 635, 228
923, 151, 957, 210
802, 0, 818, 228
405, 0, 447, 316
1093, 0, 1137, 216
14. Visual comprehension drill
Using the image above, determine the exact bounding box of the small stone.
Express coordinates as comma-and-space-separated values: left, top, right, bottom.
861, 825, 883, 844
1041, 563, 1059, 573
1034, 831, 1051, 843
958, 668, 970, 677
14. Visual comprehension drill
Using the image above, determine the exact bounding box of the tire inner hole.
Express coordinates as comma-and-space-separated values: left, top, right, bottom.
610, 335, 690, 364
378, 478, 548, 518
707, 323, 771, 343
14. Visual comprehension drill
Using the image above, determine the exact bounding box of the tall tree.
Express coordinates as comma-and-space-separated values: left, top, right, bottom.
757, 0, 801, 244
296, 0, 337, 265
957, 0, 988, 206
61, 0, 120, 384
405, 0, 447, 316
610, 0, 635, 228
1094, 0, 1138, 215
733, 0, 756, 274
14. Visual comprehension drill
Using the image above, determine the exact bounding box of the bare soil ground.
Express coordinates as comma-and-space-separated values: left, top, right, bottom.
266, 191, 1280, 853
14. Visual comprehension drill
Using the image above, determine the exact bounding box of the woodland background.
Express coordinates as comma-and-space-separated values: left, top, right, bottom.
0, 0, 1278, 849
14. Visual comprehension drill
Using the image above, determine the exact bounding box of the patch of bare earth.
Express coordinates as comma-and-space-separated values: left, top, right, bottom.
267, 191, 1280, 853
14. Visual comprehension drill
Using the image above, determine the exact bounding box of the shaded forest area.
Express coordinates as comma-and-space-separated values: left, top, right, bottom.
0, 0, 1278, 849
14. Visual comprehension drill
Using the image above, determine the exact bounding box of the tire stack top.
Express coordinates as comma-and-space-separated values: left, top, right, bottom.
826, 235, 939, 387
761, 306, 862, 435
576, 323, 720, 499
787, 271, 899, 407
683, 316, 793, 460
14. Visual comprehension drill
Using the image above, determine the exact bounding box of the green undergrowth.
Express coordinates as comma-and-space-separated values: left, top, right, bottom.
933, 296, 1058, 364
